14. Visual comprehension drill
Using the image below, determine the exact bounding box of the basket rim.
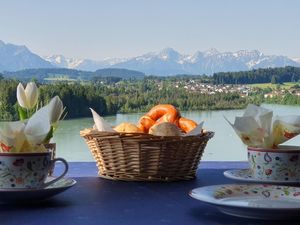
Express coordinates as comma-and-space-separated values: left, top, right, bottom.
80, 128, 214, 140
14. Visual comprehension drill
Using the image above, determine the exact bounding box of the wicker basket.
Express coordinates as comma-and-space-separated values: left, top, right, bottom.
80, 129, 214, 181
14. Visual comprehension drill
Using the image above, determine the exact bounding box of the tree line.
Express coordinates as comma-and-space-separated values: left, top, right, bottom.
213, 66, 300, 84
2, 66, 300, 121
0, 78, 253, 121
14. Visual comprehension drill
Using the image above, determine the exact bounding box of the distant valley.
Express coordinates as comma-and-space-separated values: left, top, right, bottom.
2, 68, 145, 81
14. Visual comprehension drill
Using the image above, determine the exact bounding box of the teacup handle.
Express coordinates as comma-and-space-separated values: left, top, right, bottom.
42, 158, 69, 188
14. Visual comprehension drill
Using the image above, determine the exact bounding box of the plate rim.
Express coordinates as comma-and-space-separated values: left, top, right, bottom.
223, 169, 300, 184
189, 184, 300, 211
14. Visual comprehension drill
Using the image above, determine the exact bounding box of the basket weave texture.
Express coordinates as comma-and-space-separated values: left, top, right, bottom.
80, 129, 214, 181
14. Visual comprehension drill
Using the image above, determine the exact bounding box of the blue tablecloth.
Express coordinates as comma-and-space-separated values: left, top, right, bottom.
0, 162, 298, 225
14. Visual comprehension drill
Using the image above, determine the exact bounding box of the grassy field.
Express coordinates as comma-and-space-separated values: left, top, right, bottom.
249, 82, 299, 89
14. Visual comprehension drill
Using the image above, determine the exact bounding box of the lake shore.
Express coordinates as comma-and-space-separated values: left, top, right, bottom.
40, 104, 300, 162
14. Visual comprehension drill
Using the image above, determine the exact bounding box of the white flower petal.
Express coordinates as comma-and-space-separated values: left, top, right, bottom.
48, 96, 64, 124
25, 82, 38, 109
16, 83, 28, 108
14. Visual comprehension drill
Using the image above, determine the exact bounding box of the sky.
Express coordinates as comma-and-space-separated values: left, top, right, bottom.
0, 0, 299, 60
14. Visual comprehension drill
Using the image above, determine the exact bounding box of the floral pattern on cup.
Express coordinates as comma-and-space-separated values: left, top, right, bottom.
0, 152, 68, 189
248, 146, 300, 182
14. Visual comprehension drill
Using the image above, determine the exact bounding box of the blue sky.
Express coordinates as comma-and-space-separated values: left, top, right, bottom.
0, 0, 299, 59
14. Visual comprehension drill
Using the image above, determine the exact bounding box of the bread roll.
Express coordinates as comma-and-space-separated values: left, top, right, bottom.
114, 122, 142, 133
149, 122, 182, 136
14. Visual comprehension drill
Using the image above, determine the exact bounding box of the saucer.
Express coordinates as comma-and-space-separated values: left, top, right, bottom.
224, 169, 300, 184
189, 184, 300, 219
0, 177, 76, 203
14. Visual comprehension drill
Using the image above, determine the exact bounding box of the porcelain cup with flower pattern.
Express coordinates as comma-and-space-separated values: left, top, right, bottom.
0, 151, 68, 189
248, 146, 300, 182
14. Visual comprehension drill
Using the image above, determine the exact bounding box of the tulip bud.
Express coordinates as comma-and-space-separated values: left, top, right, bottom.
25, 82, 39, 109
16, 82, 38, 109
48, 96, 64, 124
16, 83, 27, 109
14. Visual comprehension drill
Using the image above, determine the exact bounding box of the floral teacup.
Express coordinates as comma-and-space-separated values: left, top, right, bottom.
248, 146, 300, 182
0, 151, 68, 189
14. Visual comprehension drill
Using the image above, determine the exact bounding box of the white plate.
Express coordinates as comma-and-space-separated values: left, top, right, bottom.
0, 177, 76, 203
189, 184, 300, 220
224, 169, 300, 184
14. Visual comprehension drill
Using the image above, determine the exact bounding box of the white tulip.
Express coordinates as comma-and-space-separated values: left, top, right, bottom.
16, 83, 28, 108
48, 96, 64, 124
16, 82, 38, 109
25, 82, 39, 108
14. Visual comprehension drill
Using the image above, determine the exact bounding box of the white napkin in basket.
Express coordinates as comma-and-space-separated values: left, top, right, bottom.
90, 108, 114, 132
184, 122, 204, 136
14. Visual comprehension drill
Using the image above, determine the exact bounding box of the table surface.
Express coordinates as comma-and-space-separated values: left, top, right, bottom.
0, 161, 298, 225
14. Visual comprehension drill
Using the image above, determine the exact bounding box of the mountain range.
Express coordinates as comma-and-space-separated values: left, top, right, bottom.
0, 40, 300, 75
0, 40, 53, 71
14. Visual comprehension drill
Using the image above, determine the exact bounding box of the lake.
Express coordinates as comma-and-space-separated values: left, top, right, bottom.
35, 104, 300, 161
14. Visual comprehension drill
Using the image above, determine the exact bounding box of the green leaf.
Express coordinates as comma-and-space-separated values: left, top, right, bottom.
18, 106, 28, 120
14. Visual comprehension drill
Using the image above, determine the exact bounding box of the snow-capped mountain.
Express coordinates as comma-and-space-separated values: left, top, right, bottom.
292, 58, 300, 64
0, 40, 53, 72
45, 47, 300, 75
111, 48, 300, 75
43, 55, 83, 68
110, 48, 187, 75
44, 54, 128, 71
44, 55, 109, 71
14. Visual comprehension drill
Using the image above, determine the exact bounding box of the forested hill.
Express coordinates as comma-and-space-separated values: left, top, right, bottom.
2, 66, 300, 85
93, 68, 145, 79
213, 66, 300, 84
2, 68, 145, 81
